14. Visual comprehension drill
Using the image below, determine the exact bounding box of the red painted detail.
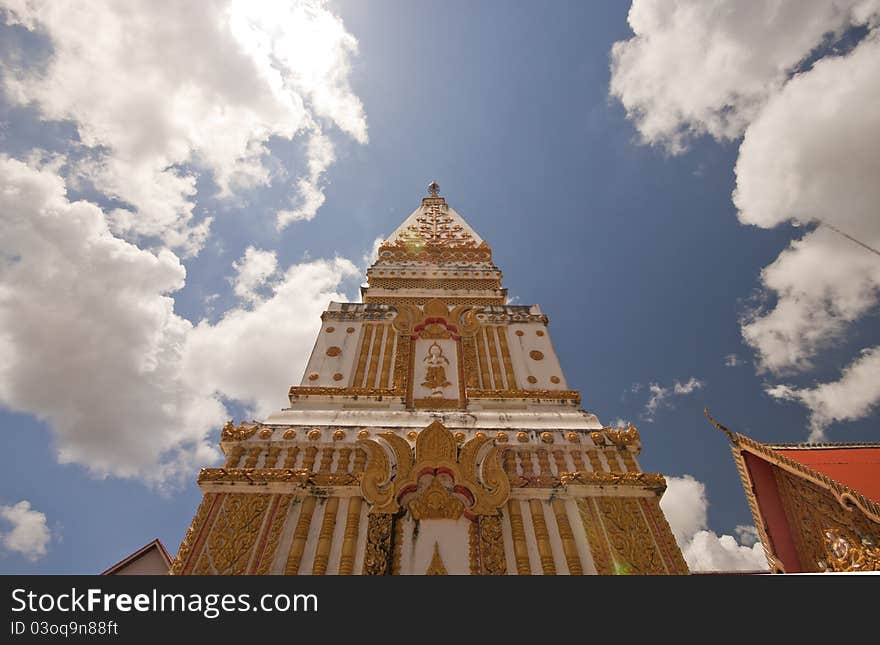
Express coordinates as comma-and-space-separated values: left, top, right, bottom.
248, 494, 280, 574
743, 452, 801, 572
453, 485, 475, 505
412, 318, 460, 341
182, 492, 224, 575
776, 447, 880, 503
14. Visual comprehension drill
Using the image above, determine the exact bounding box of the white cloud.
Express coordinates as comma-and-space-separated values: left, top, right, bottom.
661, 475, 767, 572
611, 1, 880, 439
724, 353, 743, 367
1, 0, 368, 250
736, 34, 880, 374
610, 0, 880, 152
231, 246, 278, 303
0, 157, 358, 485
643, 377, 704, 419
184, 256, 358, 420
673, 376, 703, 395
0, 500, 52, 562
767, 346, 880, 441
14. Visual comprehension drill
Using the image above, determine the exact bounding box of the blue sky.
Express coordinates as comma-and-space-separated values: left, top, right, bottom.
1, 1, 878, 573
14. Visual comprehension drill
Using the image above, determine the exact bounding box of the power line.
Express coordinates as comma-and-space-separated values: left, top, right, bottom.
815, 219, 880, 258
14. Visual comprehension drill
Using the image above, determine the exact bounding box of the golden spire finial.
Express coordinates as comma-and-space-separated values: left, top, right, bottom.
704, 407, 736, 444
427, 180, 440, 197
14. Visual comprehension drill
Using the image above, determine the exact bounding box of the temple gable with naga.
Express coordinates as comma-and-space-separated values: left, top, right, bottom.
171, 183, 688, 575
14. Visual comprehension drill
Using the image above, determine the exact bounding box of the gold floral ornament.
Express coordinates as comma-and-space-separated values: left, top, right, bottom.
358, 420, 510, 519
221, 420, 259, 442
605, 424, 640, 448
819, 528, 880, 572
326, 346, 342, 357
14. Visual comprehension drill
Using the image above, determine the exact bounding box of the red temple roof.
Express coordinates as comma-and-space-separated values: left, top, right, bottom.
773, 446, 880, 504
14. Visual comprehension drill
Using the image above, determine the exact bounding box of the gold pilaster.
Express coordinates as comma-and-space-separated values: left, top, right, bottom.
475, 324, 492, 388
519, 450, 535, 478
620, 449, 638, 472
353, 323, 373, 386
378, 329, 395, 389
284, 496, 317, 575
366, 324, 384, 387
570, 449, 586, 472
506, 500, 531, 575
496, 326, 517, 389
552, 498, 583, 575
485, 326, 504, 389
338, 497, 363, 575
529, 499, 557, 574
586, 450, 604, 472
312, 497, 340, 575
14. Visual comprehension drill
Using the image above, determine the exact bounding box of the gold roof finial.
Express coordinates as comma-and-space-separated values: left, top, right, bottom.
427, 180, 440, 198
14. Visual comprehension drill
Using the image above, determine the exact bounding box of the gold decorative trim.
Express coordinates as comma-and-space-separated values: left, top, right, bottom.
576, 498, 613, 575
289, 385, 401, 398
202, 493, 272, 575
468, 388, 581, 403
221, 420, 258, 442
198, 467, 359, 487
595, 497, 666, 574
362, 513, 393, 575
475, 515, 507, 575
560, 471, 667, 491
413, 397, 461, 409
639, 497, 688, 575
254, 494, 294, 574
426, 542, 449, 575
171, 493, 219, 575
820, 527, 880, 572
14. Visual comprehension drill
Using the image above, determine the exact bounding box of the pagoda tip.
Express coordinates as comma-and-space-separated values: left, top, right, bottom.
427, 180, 440, 197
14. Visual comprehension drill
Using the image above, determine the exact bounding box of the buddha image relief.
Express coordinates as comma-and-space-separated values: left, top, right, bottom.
421, 341, 451, 396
